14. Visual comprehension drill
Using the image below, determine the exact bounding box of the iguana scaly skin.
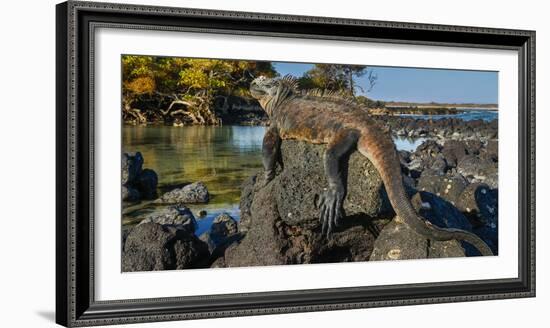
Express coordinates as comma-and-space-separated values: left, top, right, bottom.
249, 75, 493, 256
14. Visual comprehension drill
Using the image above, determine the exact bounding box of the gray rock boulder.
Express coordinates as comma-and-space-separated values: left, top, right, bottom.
417, 173, 469, 206
369, 219, 465, 261
238, 174, 258, 232
407, 140, 443, 178
159, 182, 210, 204
465, 140, 484, 155
441, 140, 467, 168
273, 140, 392, 226
486, 139, 498, 154
122, 225, 132, 252
222, 183, 382, 267
222, 180, 286, 267
138, 205, 197, 234
405, 157, 424, 179
456, 155, 498, 188
410, 191, 492, 257
200, 213, 241, 253
456, 183, 498, 227
411, 191, 472, 231
210, 213, 239, 245
427, 154, 448, 176
218, 140, 390, 268
482, 173, 498, 190
122, 222, 209, 272
415, 140, 442, 160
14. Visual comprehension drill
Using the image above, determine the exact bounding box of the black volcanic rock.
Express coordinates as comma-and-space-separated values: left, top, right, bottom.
122, 222, 209, 272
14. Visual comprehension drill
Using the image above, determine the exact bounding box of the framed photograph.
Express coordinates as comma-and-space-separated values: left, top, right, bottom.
56, 0, 535, 326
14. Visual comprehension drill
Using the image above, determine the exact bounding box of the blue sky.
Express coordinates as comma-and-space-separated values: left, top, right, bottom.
273, 62, 498, 104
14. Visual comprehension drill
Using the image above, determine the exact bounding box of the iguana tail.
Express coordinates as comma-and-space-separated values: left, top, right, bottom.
357, 132, 493, 256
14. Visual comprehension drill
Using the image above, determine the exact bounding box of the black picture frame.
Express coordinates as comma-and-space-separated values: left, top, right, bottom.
56, 1, 536, 326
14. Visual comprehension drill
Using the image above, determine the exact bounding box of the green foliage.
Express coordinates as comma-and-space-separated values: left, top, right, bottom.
121, 55, 276, 124
298, 64, 371, 96
122, 56, 156, 95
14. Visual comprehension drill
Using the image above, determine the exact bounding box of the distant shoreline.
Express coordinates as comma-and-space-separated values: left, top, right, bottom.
455, 107, 498, 111
383, 102, 498, 110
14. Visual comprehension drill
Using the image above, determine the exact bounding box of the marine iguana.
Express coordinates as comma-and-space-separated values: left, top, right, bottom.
249, 75, 493, 256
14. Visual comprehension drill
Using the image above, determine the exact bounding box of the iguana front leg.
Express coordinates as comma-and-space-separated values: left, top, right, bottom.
260, 125, 281, 186
319, 131, 359, 237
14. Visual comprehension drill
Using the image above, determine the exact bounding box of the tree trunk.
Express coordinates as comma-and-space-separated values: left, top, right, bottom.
123, 105, 147, 124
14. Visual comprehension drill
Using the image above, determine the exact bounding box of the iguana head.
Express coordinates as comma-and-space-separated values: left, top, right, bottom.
250, 75, 298, 116
249, 76, 279, 101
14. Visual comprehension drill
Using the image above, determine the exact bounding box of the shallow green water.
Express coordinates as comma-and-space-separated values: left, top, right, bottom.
124, 125, 266, 204
123, 125, 265, 233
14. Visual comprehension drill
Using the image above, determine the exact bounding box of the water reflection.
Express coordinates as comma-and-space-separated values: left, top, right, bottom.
230, 126, 265, 150
123, 125, 266, 207
392, 136, 426, 152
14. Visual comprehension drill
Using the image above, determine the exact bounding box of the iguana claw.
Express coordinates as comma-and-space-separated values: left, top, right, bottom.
319, 187, 345, 238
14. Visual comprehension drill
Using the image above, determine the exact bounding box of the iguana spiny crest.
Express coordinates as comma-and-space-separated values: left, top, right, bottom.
250, 75, 362, 114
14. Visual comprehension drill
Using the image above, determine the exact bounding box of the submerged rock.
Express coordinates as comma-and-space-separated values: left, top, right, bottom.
122, 152, 158, 201
136, 169, 158, 200
159, 182, 210, 204
122, 152, 143, 186
122, 222, 209, 272
122, 185, 141, 202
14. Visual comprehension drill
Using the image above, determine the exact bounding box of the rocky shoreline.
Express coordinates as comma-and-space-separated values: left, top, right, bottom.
122, 204, 240, 271
376, 116, 498, 141
121, 115, 498, 272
